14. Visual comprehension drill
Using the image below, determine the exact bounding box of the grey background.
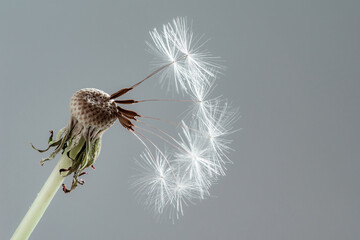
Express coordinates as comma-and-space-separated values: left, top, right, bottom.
1, 0, 359, 239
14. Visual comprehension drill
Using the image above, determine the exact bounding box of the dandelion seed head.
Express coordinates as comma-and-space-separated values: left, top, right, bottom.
35, 17, 238, 217
70, 88, 118, 131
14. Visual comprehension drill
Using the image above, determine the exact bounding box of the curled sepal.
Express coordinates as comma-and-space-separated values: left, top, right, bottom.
60, 136, 102, 193
31, 139, 62, 153
31, 127, 71, 166
33, 117, 106, 193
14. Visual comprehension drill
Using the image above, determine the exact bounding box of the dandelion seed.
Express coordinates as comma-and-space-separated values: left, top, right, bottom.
132, 149, 174, 214
199, 99, 240, 175
174, 122, 218, 192
170, 173, 204, 219
185, 72, 219, 122
147, 17, 222, 93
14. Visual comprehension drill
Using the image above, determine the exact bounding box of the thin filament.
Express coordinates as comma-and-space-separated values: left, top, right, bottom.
133, 130, 178, 184
134, 123, 186, 154
111, 54, 188, 99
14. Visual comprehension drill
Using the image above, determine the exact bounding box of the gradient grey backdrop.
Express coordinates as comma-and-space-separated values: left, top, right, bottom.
1, 1, 360, 239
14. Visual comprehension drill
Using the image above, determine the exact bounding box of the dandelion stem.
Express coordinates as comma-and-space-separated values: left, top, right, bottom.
10, 139, 85, 240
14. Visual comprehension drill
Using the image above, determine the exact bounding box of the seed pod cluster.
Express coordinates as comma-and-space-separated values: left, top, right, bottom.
70, 88, 118, 131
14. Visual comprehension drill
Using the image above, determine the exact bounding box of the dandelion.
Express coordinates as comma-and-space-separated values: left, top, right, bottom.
11, 17, 238, 239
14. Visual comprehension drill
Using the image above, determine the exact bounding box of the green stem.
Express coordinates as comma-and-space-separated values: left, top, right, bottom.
11, 154, 72, 240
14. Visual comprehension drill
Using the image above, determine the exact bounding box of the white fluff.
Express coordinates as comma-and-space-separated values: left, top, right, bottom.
133, 17, 238, 220
147, 17, 222, 93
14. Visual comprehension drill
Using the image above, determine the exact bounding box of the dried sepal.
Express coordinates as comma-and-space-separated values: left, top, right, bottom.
33, 88, 117, 192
